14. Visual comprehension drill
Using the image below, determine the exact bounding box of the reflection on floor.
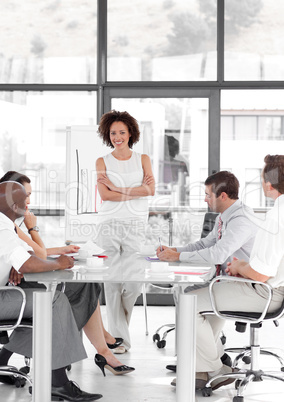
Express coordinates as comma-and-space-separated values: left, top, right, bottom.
1, 305, 284, 402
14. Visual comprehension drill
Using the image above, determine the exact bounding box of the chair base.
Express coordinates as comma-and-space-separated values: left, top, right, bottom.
152, 324, 175, 349
226, 346, 284, 369
202, 368, 284, 400
0, 364, 32, 388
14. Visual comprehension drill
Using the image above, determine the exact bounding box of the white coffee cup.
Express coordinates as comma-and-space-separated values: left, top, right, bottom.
140, 244, 156, 256
151, 262, 168, 273
78, 249, 89, 259
86, 257, 103, 267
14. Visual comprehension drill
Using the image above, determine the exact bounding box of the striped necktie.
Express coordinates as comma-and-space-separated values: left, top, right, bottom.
217, 216, 222, 240
216, 216, 223, 276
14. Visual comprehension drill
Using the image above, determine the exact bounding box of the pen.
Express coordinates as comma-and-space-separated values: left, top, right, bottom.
93, 255, 108, 258
19, 218, 25, 227
159, 237, 162, 252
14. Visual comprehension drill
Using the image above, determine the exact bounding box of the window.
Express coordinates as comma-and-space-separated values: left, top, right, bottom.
0, 91, 97, 210
0, 1, 97, 84
1, 0, 284, 247
108, 0, 217, 81
221, 90, 284, 208
225, 0, 284, 81
111, 97, 209, 209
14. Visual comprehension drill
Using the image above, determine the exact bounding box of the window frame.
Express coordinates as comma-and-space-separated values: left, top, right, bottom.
1, 0, 284, 216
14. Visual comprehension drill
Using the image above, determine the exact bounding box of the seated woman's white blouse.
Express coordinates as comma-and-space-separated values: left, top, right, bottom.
0, 212, 32, 286
250, 194, 284, 288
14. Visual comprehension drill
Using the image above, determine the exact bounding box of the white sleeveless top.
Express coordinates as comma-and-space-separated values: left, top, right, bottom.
97, 151, 149, 225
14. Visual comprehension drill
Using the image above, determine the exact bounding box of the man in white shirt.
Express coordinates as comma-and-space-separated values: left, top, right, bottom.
172, 155, 284, 391
0, 181, 102, 401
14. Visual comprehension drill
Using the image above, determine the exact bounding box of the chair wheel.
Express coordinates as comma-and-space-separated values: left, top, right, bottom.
15, 377, 26, 388
242, 356, 251, 364
221, 353, 232, 368
281, 366, 284, 372
233, 396, 244, 402
66, 364, 71, 371
157, 340, 166, 348
202, 387, 212, 397
153, 333, 160, 342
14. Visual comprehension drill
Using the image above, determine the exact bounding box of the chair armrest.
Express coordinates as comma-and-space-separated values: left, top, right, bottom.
0, 286, 27, 331
208, 276, 273, 324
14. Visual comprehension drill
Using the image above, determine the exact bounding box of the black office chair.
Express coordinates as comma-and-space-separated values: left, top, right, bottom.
152, 211, 218, 349
200, 212, 219, 238
201, 276, 284, 401
0, 286, 32, 388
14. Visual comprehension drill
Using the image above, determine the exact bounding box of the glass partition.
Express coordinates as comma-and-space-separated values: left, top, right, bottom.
111, 97, 209, 208
0, 91, 97, 210
221, 89, 284, 208
108, 0, 217, 81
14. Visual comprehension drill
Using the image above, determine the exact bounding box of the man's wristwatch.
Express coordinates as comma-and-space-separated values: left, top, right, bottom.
28, 226, 39, 234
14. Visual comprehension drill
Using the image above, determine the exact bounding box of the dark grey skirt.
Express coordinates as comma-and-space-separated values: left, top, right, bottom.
19, 280, 101, 330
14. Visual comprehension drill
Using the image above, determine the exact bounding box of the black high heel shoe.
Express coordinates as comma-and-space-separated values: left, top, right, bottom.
106, 337, 123, 349
94, 354, 135, 376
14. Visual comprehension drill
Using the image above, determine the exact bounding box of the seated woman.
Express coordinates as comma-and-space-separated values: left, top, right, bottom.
0, 171, 134, 377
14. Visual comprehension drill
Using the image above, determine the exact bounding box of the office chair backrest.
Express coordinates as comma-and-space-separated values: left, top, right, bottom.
200, 212, 218, 239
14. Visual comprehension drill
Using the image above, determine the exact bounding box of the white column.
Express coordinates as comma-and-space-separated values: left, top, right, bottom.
176, 291, 197, 402
32, 290, 53, 402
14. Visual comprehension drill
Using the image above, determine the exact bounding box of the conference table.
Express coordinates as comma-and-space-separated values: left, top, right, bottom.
24, 252, 213, 402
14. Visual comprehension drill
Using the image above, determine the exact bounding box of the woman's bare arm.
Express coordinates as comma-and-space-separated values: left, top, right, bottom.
96, 157, 137, 201
16, 224, 47, 259
96, 155, 155, 201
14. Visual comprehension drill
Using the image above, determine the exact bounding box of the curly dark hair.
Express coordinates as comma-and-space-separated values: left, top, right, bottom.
205, 171, 239, 200
97, 110, 140, 149
263, 154, 284, 194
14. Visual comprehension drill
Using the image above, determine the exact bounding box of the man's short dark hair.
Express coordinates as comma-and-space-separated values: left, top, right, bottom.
263, 154, 284, 194
205, 171, 239, 199
0, 171, 30, 186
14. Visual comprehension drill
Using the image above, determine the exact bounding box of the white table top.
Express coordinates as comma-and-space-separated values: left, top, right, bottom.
24, 253, 213, 285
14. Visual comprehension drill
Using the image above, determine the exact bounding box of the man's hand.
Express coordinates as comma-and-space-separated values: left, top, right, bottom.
8, 267, 23, 285
57, 255, 74, 270
157, 246, 180, 262
156, 244, 168, 254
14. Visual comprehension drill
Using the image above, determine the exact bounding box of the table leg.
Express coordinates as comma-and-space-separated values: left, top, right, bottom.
176, 292, 197, 402
32, 290, 53, 402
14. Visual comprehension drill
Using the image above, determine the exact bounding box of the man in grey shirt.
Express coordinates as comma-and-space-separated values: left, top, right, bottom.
157, 171, 259, 379
158, 170, 258, 274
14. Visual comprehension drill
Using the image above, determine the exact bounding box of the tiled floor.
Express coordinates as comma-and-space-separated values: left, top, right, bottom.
1, 305, 284, 402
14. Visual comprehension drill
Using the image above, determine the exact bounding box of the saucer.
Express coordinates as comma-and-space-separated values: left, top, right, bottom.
84, 267, 109, 273
147, 270, 173, 277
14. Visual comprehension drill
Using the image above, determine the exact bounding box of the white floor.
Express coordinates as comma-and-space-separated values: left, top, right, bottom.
2, 305, 284, 402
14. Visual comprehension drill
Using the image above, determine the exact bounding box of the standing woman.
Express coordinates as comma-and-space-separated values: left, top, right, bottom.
96, 110, 155, 352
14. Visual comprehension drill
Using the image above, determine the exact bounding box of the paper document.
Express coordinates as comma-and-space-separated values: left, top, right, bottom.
145, 257, 160, 261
